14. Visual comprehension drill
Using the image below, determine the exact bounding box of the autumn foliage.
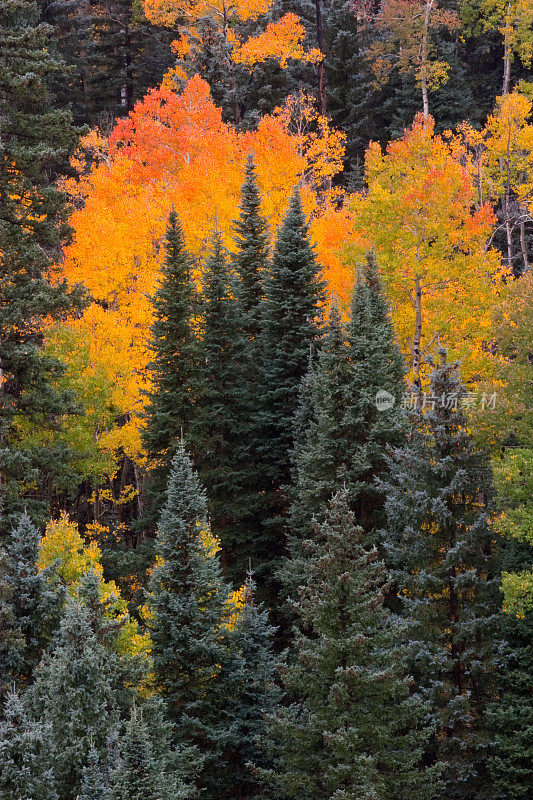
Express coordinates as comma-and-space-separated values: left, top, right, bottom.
55, 76, 349, 477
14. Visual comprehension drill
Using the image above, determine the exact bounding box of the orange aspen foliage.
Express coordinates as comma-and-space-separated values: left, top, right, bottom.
348, 113, 506, 381
231, 13, 322, 68
455, 91, 533, 273
142, 0, 318, 82
54, 77, 350, 481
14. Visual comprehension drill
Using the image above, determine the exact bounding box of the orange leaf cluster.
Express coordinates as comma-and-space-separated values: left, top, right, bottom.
56, 77, 351, 475
231, 13, 322, 69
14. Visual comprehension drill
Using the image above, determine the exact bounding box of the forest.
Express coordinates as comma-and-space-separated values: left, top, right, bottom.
0, 1, 532, 798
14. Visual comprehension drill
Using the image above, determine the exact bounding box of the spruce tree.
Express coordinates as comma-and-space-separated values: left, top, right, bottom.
0, 512, 63, 695
109, 706, 186, 800
223, 155, 270, 581
289, 300, 352, 538
286, 255, 405, 590
189, 230, 248, 570
147, 441, 232, 789
143, 210, 199, 532
380, 355, 502, 800
211, 575, 281, 800
0, 690, 57, 800
255, 189, 326, 578
487, 607, 533, 799
78, 745, 109, 800
233, 154, 269, 339
0, 0, 84, 530
0, 547, 23, 700
264, 489, 439, 800
345, 254, 405, 530
28, 598, 120, 800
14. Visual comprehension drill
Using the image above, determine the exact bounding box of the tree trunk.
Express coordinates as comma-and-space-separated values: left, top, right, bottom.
519, 218, 529, 273
412, 274, 423, 385
314, 0, 327, 116
420, 0, 433, 121
502, 11, 512, 96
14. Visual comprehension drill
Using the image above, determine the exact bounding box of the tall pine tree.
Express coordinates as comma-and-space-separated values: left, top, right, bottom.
0, 690, 57, 800
224, 155, 270, 581
0, 0, 84, 530
233, 154, 269, 340
264, 489, 439, 800
147, 440, 232, 794
148, 441, 280, 800
109, 705, 187, 800
287, 254, 405, 591
143, 210, 199, 532
212, 575, 281, 800
188, 230, 248, 572
0, 512, 63, 696
380, 355, 502, 800
28, 598, 121, 800
255, 189, 326, 581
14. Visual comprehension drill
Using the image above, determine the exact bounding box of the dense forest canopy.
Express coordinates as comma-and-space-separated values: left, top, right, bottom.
0, 1, 532, 799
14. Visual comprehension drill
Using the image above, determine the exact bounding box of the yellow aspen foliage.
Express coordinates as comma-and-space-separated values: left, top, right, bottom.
347, 113, 506, 381
51, 76, 349, 482
38, 514, 150, 658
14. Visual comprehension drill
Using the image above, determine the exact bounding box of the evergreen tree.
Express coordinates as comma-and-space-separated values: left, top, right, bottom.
189, 230, 247, 570
287, 254, 405, 587
345, 254, 405, 530
143, 210, 199, 532
233, 154, 269, 339
0, 512, 63, 695
148, 442, 279, 799
0, 0, 84, 530
487, 606, 533, 799
380, 355, 502, 800
223, 155, 270, 581
0, 690, 57, 800
37, 0, 175, 126
256, 189, 326, 579
28, 598, 120, 800
0, 548, 23, 701
78, 745, 109, 800
264, 489, 439, 800
147, 441, 231, 790
211, 575, 281, 800
109, 705, 186, 800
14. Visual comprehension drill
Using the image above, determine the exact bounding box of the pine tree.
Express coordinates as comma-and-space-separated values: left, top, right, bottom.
264, 489, 439, 800
210, 575, 281, 800
289, 300, 352, 539
78, 745, 109, 800
345, 253, 405, 530
286, 255, 405, 591
0, 0, 84, 530
147, 441, 232, 788
223, 155, 270, 581
189, 230, 247, 570
0, 512, 63, 695
487, 607, 533, 799
28, 598, 120, 800
0, 690, 57, 800
0, 547, 23, 701
255, 189, 326, 579
380, 354, 502, 800
109, 705, 186, 800
142, 210, 199, 532
38, 0, 175, 125
233, 154, 269, 340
